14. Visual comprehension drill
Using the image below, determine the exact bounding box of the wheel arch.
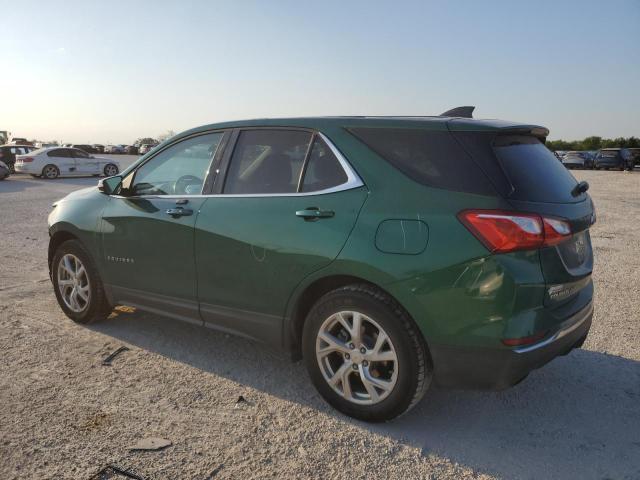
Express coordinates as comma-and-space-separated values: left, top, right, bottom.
48, 229, 80, 273
284, 273, 430, 361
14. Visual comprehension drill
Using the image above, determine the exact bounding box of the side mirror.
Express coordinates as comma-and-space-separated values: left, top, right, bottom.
98, 175, 122, 195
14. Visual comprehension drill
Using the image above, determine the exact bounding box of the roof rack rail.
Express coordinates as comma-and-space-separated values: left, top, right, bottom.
439, 106, 475, 118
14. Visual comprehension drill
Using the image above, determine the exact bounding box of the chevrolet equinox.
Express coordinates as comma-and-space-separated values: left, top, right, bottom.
48, 108, 595, 421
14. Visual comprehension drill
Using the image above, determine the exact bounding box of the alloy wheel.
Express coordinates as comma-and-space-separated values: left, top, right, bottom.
104, 164, 118, 176
57, 254, 90, 312
44, 165, 59, 179
316, 310, 398, 405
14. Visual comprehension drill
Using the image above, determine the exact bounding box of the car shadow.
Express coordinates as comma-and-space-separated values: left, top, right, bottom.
90, 308, 640, 480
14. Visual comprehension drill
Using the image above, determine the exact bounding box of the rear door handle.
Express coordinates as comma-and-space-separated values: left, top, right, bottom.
295, 208, 335, 220
166, 207, 193, 217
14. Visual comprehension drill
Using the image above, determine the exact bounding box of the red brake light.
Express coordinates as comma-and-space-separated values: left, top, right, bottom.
21, 157, 34, 162
542, 217, 571, 246
458, 210, 572, 253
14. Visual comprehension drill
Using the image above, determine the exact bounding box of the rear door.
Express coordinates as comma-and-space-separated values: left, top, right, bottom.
194, 129, 367, 344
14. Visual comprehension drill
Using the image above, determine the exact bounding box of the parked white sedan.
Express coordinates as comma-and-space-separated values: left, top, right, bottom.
14, 147, 120, 179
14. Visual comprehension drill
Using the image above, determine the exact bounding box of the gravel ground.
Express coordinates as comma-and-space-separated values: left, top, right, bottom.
0, 169, 638, 480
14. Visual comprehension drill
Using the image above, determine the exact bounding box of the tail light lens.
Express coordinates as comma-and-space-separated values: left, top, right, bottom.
458, 210, 571, 253
21, 157, 34, 163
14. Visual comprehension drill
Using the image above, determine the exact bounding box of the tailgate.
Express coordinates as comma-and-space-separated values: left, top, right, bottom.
509, 198, 595, 308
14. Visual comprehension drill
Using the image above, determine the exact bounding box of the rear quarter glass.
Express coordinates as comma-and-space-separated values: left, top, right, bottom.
347, 127, 498, 196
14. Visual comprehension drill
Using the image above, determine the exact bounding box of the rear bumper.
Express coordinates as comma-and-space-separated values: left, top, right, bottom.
15, 164, 37, 174
430, 301, 593, 390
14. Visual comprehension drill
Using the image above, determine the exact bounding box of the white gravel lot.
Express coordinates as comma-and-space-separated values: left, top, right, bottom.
0, 168, 638, 480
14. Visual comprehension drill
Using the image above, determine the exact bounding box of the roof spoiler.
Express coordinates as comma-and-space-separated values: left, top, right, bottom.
440, 106, 475, 118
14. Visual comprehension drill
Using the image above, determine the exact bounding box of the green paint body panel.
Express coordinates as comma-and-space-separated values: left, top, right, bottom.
100, 196, 208, 300
194, 187, 367, 341
48, 115, 594, 389
375, 219, 429, 254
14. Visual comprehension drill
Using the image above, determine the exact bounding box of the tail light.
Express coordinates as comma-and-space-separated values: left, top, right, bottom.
458, 210, 571, 253
21, 157, 34, 163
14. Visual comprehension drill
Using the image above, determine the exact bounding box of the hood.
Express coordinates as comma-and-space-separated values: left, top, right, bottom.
53, 185, 99, 206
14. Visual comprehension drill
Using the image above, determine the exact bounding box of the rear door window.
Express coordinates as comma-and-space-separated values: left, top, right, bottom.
223, 130, 312, 194
301, 137, 348, 192
348, 127, 497, 196
493, 135, 581, 203
71, 149, 90, 158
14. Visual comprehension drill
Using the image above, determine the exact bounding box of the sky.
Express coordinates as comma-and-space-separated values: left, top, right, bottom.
1, 0, 638, 144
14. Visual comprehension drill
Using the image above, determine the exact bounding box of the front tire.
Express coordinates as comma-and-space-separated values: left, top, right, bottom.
52, 239, 112, 324
103, 163, 119, 176
302, 284, 432, 422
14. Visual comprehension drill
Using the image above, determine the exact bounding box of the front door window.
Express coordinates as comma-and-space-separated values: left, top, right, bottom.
130, 133, 224, 196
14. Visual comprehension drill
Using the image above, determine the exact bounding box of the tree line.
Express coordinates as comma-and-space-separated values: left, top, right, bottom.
546, 136, 640, 151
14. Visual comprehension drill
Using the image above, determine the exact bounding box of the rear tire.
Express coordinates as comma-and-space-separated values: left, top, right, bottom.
302, 284, 432, 422
51, 239, 112, 324
42, 164, 60, 179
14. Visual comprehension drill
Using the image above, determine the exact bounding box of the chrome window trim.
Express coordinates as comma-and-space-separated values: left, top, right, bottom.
113, 132, 364, 199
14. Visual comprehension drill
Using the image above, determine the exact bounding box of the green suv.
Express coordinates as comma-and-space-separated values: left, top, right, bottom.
48, 111, 595, 421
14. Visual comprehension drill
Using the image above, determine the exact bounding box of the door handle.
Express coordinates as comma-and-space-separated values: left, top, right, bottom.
295, 208, 335, 220
166, 207, 193, 218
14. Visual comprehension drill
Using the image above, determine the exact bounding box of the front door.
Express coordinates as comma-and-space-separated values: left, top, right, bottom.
195, 129, 367, 344
47, 148, 76, 175
100, 131, 226, 323
71, 148, 99, 174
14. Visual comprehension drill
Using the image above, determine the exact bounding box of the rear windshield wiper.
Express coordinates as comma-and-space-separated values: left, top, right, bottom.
572, 180, 589, 197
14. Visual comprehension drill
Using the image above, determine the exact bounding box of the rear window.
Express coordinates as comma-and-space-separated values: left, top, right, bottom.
493, 135, 580, 203
348, 127, 497, 196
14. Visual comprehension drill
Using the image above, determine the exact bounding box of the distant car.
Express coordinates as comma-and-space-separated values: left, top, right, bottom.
594, 148, 634, 171
124, 145, 139, 155
71, 144, 97, 154
93, 144, 105, 154
627, 148, 640, 169
14, 147, 120, 179
9, 137, 32, 146
562, 151, 591, 169
105, 144, 126, 154
0, 144, 37, 173
0, 160, 9, 180
138, 143, 158, 155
